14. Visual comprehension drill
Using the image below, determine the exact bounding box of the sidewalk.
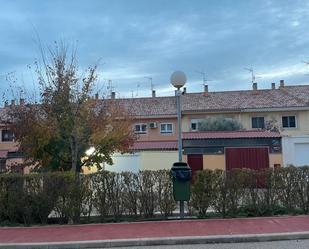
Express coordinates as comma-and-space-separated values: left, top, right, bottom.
1, 215, 309, 248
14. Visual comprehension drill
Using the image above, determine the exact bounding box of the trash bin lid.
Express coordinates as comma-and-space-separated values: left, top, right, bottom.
172, 162, 188, 167
171, 162, 191, 171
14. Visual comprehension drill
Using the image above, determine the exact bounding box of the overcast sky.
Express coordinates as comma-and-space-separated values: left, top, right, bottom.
1, 0, 309, 99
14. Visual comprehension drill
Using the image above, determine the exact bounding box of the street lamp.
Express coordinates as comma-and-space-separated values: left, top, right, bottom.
170, 71, 186, 162
170, 71, 187, 219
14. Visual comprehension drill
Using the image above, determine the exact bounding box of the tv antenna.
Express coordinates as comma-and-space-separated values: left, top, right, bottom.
136, 82, 141, 97
144, 76, 154, 92
244, 67, 261, 84
130, 83, 141, 98
196, 70, 212, 86
105, 79, 115, 97
302, 61, 309, 76
244, 67, 256, 84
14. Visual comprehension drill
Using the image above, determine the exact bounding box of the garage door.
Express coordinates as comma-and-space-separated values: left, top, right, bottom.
225, 147, 269, 171
187, 154, 203, 175
294, 143, 309, 166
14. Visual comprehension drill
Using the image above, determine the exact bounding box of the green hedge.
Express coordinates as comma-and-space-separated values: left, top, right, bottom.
189, 166, 309, 217
0, 170, 175, 225
0, 166, 308, 225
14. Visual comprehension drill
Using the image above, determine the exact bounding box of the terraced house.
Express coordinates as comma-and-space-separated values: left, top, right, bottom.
103, 80, 309, 173
1, 80, 309, 173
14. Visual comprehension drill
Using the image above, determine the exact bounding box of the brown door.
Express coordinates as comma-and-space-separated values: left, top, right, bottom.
225, 147, 269, 171
187, 154, 203, 175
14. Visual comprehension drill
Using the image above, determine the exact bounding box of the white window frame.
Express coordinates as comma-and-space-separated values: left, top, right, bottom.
160, 123, 173, 134
190, 119, 203, 131
282, 115, 297, 129
134, 123, 147, 134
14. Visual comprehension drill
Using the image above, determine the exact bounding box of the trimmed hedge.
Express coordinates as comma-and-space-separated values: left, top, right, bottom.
0, 166, 308, 225
189, 166, 309, 217
0, 170, 175, 225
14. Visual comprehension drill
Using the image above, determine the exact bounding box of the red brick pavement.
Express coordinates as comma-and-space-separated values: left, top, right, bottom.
0, 216, 309, 244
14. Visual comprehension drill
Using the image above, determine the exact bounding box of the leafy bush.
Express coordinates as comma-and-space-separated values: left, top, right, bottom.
155, 170, 176, 217
198, 117, 243, 131
190, 166, 309, 217
189, 169, 221, 217
1, 167, 309, 225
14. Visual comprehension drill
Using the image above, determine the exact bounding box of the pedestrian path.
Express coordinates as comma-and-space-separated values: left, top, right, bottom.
1, 216, 309, 248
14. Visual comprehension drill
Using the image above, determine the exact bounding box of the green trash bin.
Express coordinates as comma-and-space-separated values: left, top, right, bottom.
171, 162, 192, 201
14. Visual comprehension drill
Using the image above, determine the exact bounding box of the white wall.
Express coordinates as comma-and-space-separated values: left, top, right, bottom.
104, 153, 141, 173
282, 136, 309, 166
140, 151, 178, 170
104, 151, 178, 172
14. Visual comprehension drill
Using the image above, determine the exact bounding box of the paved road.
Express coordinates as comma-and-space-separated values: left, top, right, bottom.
113, 239, 309, 249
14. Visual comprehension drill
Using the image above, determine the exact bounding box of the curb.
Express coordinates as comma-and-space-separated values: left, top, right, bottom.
1, 232, 309, 249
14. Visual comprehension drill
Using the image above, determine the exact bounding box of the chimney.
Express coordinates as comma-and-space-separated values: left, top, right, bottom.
204, 84, 209, 96
252, 82, 258, 90
271, 82, 276, 90
11, 100, 15, 106
95, 93, 99, 100
183, 87, 186, 94
20, 98, 25, 105
152, 90, 156, 98
279, 79, 285, 88
111, 91, 116, 99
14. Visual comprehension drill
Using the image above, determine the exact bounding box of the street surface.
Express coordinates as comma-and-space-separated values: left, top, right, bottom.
112, 239, 309, 249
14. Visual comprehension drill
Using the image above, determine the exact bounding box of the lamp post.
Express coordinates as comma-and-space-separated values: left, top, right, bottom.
170, 71, 187, 218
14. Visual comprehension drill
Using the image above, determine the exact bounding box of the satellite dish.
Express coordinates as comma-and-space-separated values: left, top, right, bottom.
170, 71, 187, 89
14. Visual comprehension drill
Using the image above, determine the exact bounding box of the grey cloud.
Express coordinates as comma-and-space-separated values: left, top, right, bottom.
1, 0, 309, 98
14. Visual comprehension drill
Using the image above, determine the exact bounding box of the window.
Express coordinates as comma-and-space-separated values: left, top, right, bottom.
282, 116, 296, 128
160, 123, 173, 133
134, 123, 147, 134
2, 130, 14, 142
191, 122, 197, 131
190, 119, 202, 131
252, 117, 265, 129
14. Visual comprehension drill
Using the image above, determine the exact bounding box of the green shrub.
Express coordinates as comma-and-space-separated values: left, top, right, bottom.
122, 171, 139, 217
1, 166, 309, 225
295, 166, 309, 214
190, 169, 221, 217
274, 166, 298, 213
155, 170, 176, 217
0, 174, 24, 223
198, 117, 243, 131
137, 171, 157, 217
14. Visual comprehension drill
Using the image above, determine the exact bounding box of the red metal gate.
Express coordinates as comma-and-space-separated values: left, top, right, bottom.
225, 147, 269, 171
187, 154, 203, 175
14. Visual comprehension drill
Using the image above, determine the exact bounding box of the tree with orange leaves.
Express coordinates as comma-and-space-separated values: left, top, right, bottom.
8, 42, 136, 172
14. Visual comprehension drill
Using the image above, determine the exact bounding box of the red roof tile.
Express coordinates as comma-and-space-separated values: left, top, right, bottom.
2, 85, 309, 120
8, 147, 19, 152
0, 150, 8, 158
183, 130, 281, 139
132, 141, 178, 151
110, 85, 309, 117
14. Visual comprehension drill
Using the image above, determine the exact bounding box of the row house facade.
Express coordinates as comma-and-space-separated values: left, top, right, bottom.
103, 80, 309, 173
0, 80, 309, 173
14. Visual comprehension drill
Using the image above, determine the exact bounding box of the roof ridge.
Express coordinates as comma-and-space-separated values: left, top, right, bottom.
134, 140, 177, 143
114, 85, 309, 100
183, 130, 275, 133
